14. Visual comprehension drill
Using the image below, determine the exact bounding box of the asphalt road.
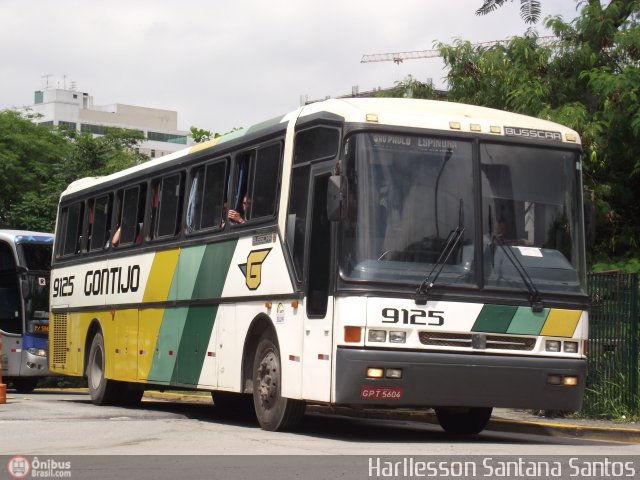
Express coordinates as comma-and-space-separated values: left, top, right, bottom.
1, 389, 639, 479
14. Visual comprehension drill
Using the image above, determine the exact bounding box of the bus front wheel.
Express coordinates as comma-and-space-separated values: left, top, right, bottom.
252, 331, 305, 431
435, 406, 493, 434
87, 332, 120, 405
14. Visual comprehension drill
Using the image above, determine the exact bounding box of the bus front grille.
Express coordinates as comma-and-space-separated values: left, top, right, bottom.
52, 313, 68, 365
418, 331, 536, 351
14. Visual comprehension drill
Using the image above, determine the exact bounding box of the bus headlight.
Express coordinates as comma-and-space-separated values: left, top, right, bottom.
388, 331, 406, 343
563, 341, 579, 353
545, 340, 561, 352
368, 330, 387, 342
27, 348, 47, 357
563, 342, 578, 353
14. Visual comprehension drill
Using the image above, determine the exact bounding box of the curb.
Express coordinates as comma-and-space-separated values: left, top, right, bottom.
486, 416, 640, 443
304, 405, 640, 443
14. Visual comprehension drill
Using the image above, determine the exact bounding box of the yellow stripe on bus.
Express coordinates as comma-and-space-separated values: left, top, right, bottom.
138, 308, 165, 380
143, 249, 180, 302
540, 309, 581, 338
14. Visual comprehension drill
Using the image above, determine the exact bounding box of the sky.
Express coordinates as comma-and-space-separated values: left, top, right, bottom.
0, 0, 582, 135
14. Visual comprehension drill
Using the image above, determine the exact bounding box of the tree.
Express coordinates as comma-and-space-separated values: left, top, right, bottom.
476, 0, 543, 24
189, 126, 213, 143
57, 127, 147, 187
376, 75, 441, 100
0, 111, 148, 231
0, 110, 71, 230
386, 1, 640, 262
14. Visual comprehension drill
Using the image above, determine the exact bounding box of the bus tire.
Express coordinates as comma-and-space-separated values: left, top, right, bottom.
435, 406, 493, 435
252, 331, 305, 431
87, 332, 120, 406
11, 377, 39, 393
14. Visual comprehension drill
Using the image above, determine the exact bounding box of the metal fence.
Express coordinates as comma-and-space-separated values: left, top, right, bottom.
583, 271, 639, 415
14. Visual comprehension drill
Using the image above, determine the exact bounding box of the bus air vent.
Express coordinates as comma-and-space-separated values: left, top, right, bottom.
418, 332, 536, 351
52, 313, 68, 365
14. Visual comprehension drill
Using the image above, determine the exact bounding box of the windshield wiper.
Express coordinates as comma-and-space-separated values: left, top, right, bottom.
415, 198, 465, 305
414, 227, 465, 305
492, 236, 544, 312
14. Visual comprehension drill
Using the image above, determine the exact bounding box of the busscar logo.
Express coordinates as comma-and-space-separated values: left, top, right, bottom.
238, 248, 272, 290
504, 126, 563, 142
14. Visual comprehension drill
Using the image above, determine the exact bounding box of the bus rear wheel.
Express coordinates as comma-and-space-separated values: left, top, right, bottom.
252, 331, 305, 431
87, 332, 121, 406
435, 406, 493, 434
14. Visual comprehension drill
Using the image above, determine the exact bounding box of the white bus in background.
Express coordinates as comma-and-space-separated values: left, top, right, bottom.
0, 230, 54, 392
50, 98, 588, 434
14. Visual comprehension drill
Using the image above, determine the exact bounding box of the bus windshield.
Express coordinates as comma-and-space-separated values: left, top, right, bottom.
339, 132, 585, 294
17, 243, 52, 337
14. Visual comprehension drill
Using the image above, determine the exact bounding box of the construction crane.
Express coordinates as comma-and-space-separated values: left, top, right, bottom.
361, 36, 556, 64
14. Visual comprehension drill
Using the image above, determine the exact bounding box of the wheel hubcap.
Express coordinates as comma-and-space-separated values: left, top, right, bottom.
257, 351, 278, 408
90, 347, 103, 390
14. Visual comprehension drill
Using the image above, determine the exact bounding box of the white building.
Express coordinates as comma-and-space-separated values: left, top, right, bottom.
27, 87, 193, 158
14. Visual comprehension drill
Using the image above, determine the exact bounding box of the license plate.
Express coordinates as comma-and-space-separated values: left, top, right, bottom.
360, 385, 404, 400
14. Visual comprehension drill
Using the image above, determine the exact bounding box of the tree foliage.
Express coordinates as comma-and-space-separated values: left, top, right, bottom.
189, 126, 214, 143
476, 0, 543, 24
0, 111, 147, 232
392, 0, 640, 263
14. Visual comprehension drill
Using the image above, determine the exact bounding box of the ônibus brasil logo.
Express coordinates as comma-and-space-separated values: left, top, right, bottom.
7, 456, 30, 479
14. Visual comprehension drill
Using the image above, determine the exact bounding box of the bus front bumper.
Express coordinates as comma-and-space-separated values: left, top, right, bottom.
335, 347, 586, 411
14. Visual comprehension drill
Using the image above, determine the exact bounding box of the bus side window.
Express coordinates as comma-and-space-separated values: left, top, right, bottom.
114, 184, 146, 247
250, 143, 281, 219
286, 166, 310, 283
232, 143, 282, 225
90, 194, 112, 251
154, 173, 183, 239
201, 160, 227, 229
186, 159, 228, 232
60, 202, 84, 256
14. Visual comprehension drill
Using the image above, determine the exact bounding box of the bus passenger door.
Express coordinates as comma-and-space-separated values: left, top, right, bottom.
301, 171, 333, 402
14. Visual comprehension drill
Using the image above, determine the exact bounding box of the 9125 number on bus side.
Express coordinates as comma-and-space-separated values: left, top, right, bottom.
381, 308, 444, 326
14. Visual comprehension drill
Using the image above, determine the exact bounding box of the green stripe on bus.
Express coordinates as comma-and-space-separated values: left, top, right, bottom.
172, 245, 207, 300
175, 305, 218, 385
147, 307, 188, 383
192, 240, 238, 299
506, 307, 550, 335
472, 304, 518, 333
244, 115, 286, 135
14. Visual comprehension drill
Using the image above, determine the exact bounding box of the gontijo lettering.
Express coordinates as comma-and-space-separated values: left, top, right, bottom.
83, 265, 141, 295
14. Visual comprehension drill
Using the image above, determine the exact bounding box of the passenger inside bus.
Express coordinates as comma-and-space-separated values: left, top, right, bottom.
228, 196, 249, 224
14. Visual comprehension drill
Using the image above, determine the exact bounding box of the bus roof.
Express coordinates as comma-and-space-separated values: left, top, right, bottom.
60, 97, 581, 198
0, 230, 54, 244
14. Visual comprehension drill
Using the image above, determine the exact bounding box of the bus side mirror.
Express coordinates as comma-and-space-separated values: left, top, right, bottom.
327, 175, 347, 221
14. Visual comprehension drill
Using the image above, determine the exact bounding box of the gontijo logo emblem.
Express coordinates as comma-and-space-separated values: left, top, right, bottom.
239, 248, 272, 290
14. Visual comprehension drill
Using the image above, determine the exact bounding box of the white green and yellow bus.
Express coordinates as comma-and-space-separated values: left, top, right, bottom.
50, 98, 588, 434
